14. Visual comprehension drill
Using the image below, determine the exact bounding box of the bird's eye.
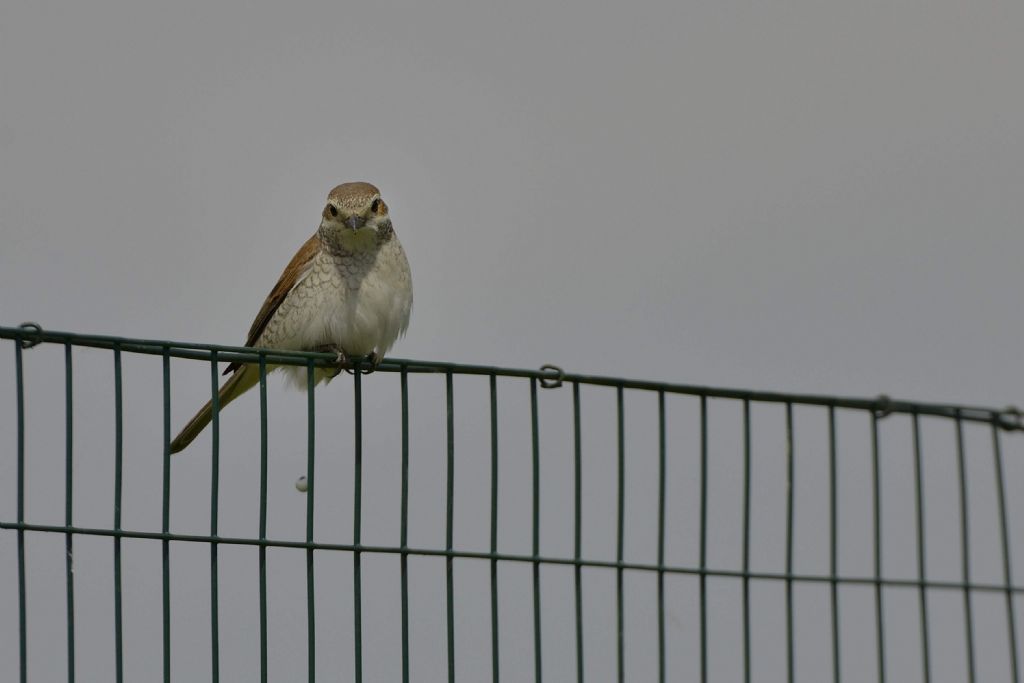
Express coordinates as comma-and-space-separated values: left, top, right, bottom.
371, 199, 381, 213
328, 205, 338, 217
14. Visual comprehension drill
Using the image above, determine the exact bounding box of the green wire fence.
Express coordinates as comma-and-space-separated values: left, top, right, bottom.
1, 323, 1022, 682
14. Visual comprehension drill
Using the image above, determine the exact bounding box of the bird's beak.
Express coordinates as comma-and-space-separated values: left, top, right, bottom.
345, 215, 365, 231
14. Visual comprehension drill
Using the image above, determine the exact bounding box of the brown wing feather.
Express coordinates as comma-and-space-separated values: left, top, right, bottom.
223, 233, 321, 375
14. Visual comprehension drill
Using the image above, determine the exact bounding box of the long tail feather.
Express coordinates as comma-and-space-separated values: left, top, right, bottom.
169, 365, 261, 454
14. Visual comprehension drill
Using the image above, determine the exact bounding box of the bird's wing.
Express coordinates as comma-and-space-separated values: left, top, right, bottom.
223, 233, 320, 375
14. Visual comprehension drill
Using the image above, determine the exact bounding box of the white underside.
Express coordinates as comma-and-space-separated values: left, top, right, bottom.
256, 239, 412, 387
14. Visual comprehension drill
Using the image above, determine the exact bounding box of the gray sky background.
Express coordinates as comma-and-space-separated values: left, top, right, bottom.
1, 1, 1023, 682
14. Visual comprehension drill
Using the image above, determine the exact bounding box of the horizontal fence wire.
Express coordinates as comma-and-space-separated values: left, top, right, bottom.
2, 323, 1023, 683
4, 324, 1021, 430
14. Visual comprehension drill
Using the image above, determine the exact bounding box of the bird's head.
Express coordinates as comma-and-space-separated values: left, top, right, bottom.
319, 181, 392, 251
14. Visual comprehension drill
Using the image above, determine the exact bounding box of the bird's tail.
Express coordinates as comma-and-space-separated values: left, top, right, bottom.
169, 364, 261, 454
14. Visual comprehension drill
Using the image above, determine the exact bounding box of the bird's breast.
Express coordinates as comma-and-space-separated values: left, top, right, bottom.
270, 242, 411, 358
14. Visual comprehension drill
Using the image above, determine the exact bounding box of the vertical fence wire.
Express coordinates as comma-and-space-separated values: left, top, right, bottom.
992, 423, 1020, 683
742, 400, 753, 683
699, 395, 708, 683
161, 348, 171, 683
616, 386, 625, 683
15, 341, 26, 683
259, 354, 269, 683
489, 374, 500, 683
353, 367, 364, 683
209, 350, 222, 683
829, 408, 841, 683
400, 366, 410, 683
912, 413, 931, 683
955, 413, 977, 683
656, 391, 667, 683
573, 382, 584, 683
64, 344, 75, 683
871, 415, 885, 683
445, 371, 455, 683
305, 360, 316, 683
530, 378, 543, 683
112, 346, 124, 683
785, 403, 794, 683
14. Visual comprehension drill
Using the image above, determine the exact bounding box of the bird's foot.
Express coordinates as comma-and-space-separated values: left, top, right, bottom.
314, 344, 351, 377
347, 352, 379, 375
314, 345, 379, 376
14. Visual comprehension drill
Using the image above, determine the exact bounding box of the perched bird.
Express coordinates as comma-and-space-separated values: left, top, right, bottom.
170, 182, 413, 453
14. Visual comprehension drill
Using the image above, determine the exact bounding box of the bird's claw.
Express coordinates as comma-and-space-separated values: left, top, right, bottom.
315, 345, 379, 376
345, 351, 381, 375
347, 352, 379, 375
314, 344, 350, 377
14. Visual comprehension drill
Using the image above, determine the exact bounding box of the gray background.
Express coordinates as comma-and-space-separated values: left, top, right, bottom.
1, 1, 1022, 681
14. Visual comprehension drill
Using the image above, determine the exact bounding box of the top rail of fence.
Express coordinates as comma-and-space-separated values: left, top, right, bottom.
3, 323, 1021, 432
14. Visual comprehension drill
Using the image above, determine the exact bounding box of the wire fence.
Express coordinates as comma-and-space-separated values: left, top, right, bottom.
1, 323, 1022, 682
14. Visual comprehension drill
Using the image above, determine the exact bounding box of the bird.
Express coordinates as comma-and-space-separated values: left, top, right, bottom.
169, 181, 413, 454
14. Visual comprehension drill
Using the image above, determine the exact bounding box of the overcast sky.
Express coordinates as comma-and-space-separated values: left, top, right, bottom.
1, 1, 1022, 681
